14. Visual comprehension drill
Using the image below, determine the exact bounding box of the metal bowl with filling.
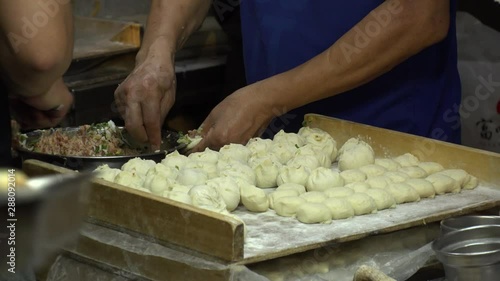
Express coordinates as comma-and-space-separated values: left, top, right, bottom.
14, 121, 187, 171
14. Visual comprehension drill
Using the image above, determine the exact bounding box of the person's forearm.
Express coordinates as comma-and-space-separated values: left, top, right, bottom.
136, 0, 212, 63
259, 0, 450, 111
0, 0, 73, 99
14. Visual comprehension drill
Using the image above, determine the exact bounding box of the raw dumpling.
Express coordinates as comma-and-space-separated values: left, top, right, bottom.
306, 167, 344, 192
340, 169, 367, 184
189, 185, 227, 213
268, 190, 300, 209
302, 129, 338, 161
188, 147, 220, 164
399, 166, 427, 178
276, 183, 307, 195
121, 158, 156, 176
169, 183, 192, 194
206, 177, 241, 211
144, 174, 175, 195
246, 138, 273, 155
161, 150, 190, 170
438, 169, 470, 189
240, 184, 269, 212
300, 191, 328, 204
359, 164, 387, 178
270, 142, 296, 164
93, 165, 121, 182
287, 155, 321, 171
296, 203, 332, 224
384, 171, 410, 183
393, 153, 419, 167
418, 162, 444, 174
273, 130, 305, 147
323, 198, 355, 220
345, 193, 378, 215
426, 173, 459, 194
177, 168, 208, 186
345, 182, 371, 193
276, 163, 311, 186
365, 175, 392, 189
274, 196, 306, 217
252, 157, 281, 188
219, 143, 251, 163
294, 144, 331, 168
385, 183, 421, 204
374, 158, 401, 171
405, 178, 436, 198
184, 160, 218, 179
164, 191, 192, 205
114, 170, 144, 189
338, 139, 375, 171
363, 189, 396, 210
146, 163, 179, 180
219, 161, 256, 185
323, 187, 355, 198
463, 175, 479, 190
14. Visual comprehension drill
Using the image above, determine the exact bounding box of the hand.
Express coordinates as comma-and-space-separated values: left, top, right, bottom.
114, 56, 176, 150
191, 83, 275, 152
9, 78, 73, 129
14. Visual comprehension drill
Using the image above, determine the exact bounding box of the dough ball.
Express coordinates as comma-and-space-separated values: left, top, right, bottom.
287, 155, 321, 171
273, 130, 305, 147
268, 190, 300, 209
393, 153, 419, 167
276, 183, 307, 195
384, 171, 410, 183
463, 175, 479, 190
438, 169, 470, 189
189, 185, 227, 213
121, 158, 156, 176
252, 157, 281, 188
298, 126, 323, 139
274, 196, 306, 217
164, 191, 192, 205
114, 170, 144, 189
338, 139, 375, 171
323, 198, 355, 220
323, 187, 355, 198
418, 162, 444, 174
404, 178, 436, 199
240, 184, 269, 212
246, 137, 273, 155
340, 169, 367, 184
302, 130, 338, 161
144, 174, 175, 195
374, 158, 402, 171
385, 183, 421, 204
345, 182, 371, 193
365, 175, 392, 189
270, 142, 296, 164
93, 165, 121, 182
363, 189, 396, 210
219, 161, 256, 185
161, 150, 190, 170
345, 193, 378, 215
295, 144, 331, 168
206, 177, 241, 211
184, 161, 218, 179
306, 167, 344, 192
188, 147, 220, 164
398, 166, 428, 178
219, 143, 252, 163
426, 173, 459, 194
177, 168, 208, 186
296, 203, 332, 224
146, 163, 179, 180
169, 183, 192, 194
338, 138, 361, 157
300, 191, 328, 203
359, 164, 387, 178
276, 163, 311, 186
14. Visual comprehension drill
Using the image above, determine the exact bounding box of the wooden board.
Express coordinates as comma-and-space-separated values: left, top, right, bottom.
23, 160, 244, 262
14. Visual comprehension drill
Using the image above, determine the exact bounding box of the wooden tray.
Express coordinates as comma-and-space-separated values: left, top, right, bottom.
23, 114, 500, 263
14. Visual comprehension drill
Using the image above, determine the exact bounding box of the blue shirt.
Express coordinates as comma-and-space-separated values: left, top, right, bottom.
240, 0, 461, 143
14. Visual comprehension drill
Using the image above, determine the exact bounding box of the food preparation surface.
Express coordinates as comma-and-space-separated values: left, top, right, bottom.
235, 185, 500, 263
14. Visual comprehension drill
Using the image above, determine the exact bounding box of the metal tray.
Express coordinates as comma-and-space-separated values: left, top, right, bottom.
15, 127, 185, 172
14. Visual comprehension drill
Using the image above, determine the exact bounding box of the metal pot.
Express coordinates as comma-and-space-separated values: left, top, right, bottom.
432, 225, 500, 281
440, 215, 500, 235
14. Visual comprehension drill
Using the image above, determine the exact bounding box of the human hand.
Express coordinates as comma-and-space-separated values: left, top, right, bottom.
114, 55, 176, 150
9, 78, 73, 129
191, 83, 275, 152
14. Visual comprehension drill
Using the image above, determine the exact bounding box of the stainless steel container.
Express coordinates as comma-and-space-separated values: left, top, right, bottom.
441, 215, 500, 235
432, 225, 500, 281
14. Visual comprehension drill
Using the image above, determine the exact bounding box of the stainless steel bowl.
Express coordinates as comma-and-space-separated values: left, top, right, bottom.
432, 225, 500, 281
440, 215, 500, 235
